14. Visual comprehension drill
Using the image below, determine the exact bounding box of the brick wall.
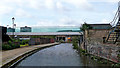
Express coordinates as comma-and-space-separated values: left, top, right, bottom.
29, 38, 55, 45
85, 29, 111, 43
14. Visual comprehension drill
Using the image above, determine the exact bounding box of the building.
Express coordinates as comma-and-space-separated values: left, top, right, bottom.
0, 26, 11, 42
88, 24, 112, 29
20, 26, 32, 32
7, 27, 15, 32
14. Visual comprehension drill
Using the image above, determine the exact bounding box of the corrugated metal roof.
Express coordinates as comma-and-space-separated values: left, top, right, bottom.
7, 32, 83, 36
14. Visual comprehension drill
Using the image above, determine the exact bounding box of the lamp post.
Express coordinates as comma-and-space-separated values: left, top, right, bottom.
12, 17, 15, 38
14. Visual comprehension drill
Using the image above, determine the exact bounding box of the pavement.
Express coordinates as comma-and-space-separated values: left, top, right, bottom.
1, 42, 59, 67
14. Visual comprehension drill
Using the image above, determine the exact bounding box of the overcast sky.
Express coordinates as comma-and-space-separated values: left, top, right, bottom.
0, 0, 119, 27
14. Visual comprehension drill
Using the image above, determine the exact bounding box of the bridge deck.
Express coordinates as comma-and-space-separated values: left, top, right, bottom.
7, 32, 83, 36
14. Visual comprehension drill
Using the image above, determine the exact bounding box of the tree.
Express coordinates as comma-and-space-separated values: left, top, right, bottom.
80, 22, 92, 31
80, 22, 92, 51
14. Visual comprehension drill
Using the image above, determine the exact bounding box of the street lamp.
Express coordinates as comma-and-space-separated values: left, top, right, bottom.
12, 17, 15, 38
7, 25, 9, 28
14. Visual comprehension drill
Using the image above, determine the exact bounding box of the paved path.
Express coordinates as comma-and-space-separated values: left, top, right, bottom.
1, 42, 59, 67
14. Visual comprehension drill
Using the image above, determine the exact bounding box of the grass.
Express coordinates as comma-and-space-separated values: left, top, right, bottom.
20, 44, 29, 47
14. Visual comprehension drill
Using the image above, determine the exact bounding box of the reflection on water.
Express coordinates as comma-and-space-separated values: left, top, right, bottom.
16, 43, 110, 66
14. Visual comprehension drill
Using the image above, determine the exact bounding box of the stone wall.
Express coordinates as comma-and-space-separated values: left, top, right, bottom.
0, 26, 1, 68
87, 41, 120, 63
0, 26, 2, 44
84, 29, 120, 63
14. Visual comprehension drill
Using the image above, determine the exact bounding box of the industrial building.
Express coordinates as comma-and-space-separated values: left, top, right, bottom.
7, 27, 15, 32
20, 26, 31, 32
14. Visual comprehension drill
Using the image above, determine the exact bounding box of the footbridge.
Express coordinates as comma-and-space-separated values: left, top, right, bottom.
7, 32, 83, 36
7, 32, 83, 42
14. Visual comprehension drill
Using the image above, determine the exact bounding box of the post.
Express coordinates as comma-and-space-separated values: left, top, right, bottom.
12, 17, 15, 38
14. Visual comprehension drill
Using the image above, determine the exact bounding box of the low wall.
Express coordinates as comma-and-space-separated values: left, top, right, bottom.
29, 38, 55, 45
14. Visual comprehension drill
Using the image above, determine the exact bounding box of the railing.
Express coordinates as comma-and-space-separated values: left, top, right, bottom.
110, 8, 119, 26
114, 25, 120, 43
106, 21, 119, 43
106, 8, 119, 43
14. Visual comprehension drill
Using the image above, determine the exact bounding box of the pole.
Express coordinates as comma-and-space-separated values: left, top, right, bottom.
12, 17, 15, 38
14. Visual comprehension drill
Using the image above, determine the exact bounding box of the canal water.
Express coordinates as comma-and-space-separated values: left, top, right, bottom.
16, 43, 110, 67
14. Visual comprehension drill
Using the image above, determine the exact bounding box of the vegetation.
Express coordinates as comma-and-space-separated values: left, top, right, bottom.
59, 40, 65, 43
20, 44, 29, 47
118, 54, 120, 58
20, 40, 30, 45
80, 22, 92, 31
2, 36, 55, 50
72, 36, 79, 49
2, 43, 12, 50
31, 36, 55, 38
2, 39, 30, 50
79, 49, 86, 53
73, 43, 78, 49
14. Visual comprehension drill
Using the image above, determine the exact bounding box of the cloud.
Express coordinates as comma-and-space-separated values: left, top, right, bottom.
15, 22, 30, 27
97, 19, 111, 24
15, 9, 32, 18
36, 21, 57, 26
0, 22, 2, 26
88, 0, 119, 3
45, 0, 54, 9
0, 4, 13, 15
0, 0, 93, 12
56, 1, 63, 10
64, 0, 91, 8
34, 16, 83, 26
0, 0, 117, 27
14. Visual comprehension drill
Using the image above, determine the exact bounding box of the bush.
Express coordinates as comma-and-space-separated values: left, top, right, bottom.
10, 43, 20, 49
72, 36, 79, 49
79, 49, 86, 53
14, 44, 20, 48
73, 42, 78, 49
21, 41, 25, 45
2, 44, 12, 50
118, 54, 120, 58
60, 40, 64, 43
3, 40, 20, 50
20, 40, 29, 45
10, 43, 16, 49
8, 40, 12, 46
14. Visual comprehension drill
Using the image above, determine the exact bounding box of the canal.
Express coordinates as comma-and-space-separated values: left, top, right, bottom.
16, 43, 110, 67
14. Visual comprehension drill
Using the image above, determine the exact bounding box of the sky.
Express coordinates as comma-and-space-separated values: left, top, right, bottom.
0, 0, 120, 27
